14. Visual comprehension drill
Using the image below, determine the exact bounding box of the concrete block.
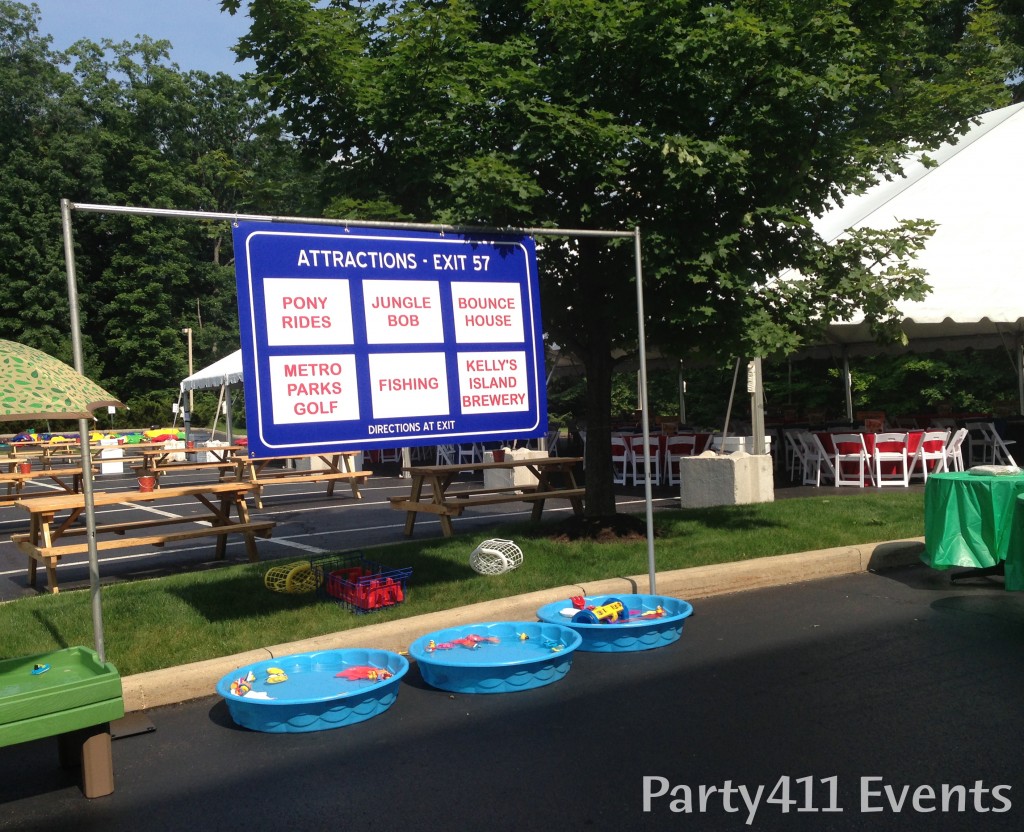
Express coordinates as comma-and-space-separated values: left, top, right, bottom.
679, 451, 775, 508
483, 448, 548, 490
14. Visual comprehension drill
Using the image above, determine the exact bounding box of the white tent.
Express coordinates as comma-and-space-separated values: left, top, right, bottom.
179, 350, 243, 442
795, 102, 1024, 413
180, 349, 243, 391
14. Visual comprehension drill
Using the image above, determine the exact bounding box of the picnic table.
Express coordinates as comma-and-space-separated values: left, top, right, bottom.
233, 451, 371, 509
389, 456, 584, 537
132, 444, 248, 485
0, 466, 95, 504
7, 440, 177, 470
11, 482, 275, 593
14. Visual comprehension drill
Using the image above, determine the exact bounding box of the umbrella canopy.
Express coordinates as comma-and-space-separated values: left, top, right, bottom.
0, 339, 123, 421
0, 338, 123, 661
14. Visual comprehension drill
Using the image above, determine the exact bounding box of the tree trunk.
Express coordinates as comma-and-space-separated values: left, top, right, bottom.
582, 345, 617, 516
575, 237, 621, 518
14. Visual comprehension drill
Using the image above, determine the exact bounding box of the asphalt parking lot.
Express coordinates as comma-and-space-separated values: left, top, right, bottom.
1, 563, 1019, 832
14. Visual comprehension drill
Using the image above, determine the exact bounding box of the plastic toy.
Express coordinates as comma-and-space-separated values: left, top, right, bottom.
31, 663, 50, 675
425, 633, 500, 651
230, 671, 257, 696
572, 598, 628, 625
264, 561, 320, 594
469, 538, 523, 575
266, 667, 288, 684
335, 666, 394, 682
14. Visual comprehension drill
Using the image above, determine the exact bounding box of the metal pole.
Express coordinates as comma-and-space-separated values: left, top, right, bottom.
843, 351, 854, 422
633, 228, 657, 594
182, 328, 194, 414
61, 198, 105, 662
66, 201, 635, 240
750, 357, 766, 455
678, 361, 686, 425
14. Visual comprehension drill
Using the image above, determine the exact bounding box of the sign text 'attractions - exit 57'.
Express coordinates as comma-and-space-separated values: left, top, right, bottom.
233, 221, 547, 457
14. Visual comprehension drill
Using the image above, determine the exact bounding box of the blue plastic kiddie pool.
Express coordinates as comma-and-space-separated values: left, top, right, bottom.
409, 621, 582, 694
215, 648, 408, 733
536, 593, 693, 652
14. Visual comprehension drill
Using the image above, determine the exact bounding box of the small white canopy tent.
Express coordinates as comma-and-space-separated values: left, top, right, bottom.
179, 349, 243, 443
794, 101, 1024, 415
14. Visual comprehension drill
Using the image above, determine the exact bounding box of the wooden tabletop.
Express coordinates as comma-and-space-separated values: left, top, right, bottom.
14, 481, 255, 514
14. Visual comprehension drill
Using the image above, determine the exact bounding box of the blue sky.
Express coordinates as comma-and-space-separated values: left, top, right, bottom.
31, 0, 254, 76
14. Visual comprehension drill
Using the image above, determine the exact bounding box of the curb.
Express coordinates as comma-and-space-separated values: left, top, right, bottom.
121, 537, 925, 712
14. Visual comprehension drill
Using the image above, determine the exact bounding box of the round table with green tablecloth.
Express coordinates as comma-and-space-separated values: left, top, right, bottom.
923, 469, 1024, 590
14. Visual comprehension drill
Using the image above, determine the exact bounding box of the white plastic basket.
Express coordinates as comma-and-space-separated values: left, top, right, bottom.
469, 538, 523, 575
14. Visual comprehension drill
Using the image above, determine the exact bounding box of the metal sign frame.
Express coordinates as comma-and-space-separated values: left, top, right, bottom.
60, 200, 658, 662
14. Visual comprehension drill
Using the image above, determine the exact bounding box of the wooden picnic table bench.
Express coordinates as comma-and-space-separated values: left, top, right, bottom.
0, 466, 96, 504
11, 482, 275, 593
132, 445, 247, 485
232, 452, 372, 509
389, 456, 584, 537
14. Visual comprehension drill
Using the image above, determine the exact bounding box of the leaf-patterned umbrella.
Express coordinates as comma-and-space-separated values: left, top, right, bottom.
0, 339, 123, 421
0, 338, 123, 659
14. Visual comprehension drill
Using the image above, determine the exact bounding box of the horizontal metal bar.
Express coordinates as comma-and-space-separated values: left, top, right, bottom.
65, 201, 635, 239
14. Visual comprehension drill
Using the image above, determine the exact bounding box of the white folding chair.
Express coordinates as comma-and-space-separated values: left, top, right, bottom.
797, 431, 835, 486
610, 436, 630, 485
378, 447, 401, 464
629, 435, 661, 486
544, 428, 560, 456
909, 430, 949, 482
943, 427, 967, 472
873, 432, 910, 487
664, 435, 698, 486
457, 443, 482, 466
964, 421, 1016, 467
831, 433, 873, 487
783, 430, 806, 480
990, 425, 1017, 467
435, 444, 457, 465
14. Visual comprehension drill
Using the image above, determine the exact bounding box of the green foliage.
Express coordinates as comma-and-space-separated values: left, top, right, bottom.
223, 0, 1018, 515
0, 2, 323, 409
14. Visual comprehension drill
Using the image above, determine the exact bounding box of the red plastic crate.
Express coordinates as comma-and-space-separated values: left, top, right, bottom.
313, 553, 412, 614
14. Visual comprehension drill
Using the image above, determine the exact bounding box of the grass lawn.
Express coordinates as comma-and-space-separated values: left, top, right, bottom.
0, 491, 924, 676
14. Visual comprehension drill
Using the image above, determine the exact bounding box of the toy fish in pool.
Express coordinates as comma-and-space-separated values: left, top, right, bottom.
335, 666, 393, 682
542, 639, 565, 653
426, 634, 500, 651
230, 670, 257, 696
639, 606, 666, 619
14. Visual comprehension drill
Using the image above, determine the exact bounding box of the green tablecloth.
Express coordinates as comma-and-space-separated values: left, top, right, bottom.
923, 470, 1024, 590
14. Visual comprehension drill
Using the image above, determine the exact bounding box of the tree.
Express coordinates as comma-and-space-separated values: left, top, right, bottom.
0, 2, 323, 425
220, 0, 1012, 516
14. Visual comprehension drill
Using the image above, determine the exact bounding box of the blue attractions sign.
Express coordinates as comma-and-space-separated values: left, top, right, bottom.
233, 221, 547, 458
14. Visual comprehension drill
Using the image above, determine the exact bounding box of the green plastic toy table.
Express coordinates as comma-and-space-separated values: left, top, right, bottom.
0, 646, 124, 797
923, 470, 1024, 590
